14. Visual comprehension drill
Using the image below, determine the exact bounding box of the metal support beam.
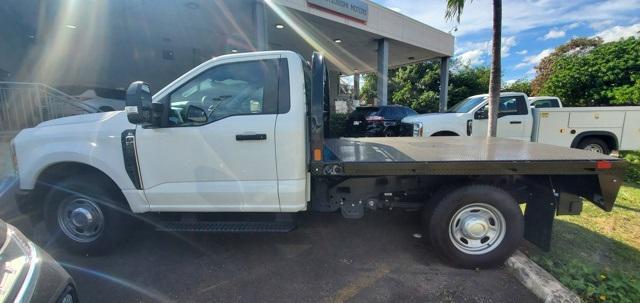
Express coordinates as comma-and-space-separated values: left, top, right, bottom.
376, 39, 389, 106
353, 73, 360, 102
328, 70, 340, 114
439, 57, 450, 112
255, 0, 268, 51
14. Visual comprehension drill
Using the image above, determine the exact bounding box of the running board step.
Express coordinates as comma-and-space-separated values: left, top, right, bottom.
156, 220, 296, 233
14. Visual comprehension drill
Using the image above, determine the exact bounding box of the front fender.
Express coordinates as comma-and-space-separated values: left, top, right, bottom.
19, 150, 134, 191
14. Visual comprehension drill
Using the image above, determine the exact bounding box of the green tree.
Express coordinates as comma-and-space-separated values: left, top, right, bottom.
390, 61, 441, 112
531, 37, 602, 95
359, 74, 377, 105
359, 70, 399, 105
540, 37, 640, 106
360, 61, 490, 113
503, 79, 532, 96
448, 65, 490, 104
447, 0, 502, 137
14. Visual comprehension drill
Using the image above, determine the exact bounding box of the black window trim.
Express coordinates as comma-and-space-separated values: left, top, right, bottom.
532, 98, 559, 108
473, 95, 529, 119
497, 95, 529, 117
154, 57, 291, 128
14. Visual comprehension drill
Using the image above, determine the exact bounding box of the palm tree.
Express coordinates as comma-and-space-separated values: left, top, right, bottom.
446, 0, 502, 137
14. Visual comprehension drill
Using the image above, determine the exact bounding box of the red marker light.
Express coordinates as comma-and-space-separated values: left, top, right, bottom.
596, 160, 612, 170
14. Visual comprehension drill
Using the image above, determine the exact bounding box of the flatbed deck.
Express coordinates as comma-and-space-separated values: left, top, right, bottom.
316, 137, 626, 176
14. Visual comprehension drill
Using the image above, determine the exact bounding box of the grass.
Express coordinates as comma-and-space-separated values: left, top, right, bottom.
523, 151, 640, 302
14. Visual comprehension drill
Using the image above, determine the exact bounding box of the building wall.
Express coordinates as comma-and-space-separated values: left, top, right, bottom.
0, 0, 260, 93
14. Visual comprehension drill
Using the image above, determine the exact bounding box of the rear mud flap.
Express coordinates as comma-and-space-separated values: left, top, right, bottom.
523, 180, 558, 252
524, 198, 556, 251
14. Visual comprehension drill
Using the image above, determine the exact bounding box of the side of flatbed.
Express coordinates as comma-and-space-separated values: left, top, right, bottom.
308, 136, 626, 255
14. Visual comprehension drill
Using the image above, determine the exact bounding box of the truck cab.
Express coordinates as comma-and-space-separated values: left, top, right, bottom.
13, 51, 309, 215
402, 92, 532, 140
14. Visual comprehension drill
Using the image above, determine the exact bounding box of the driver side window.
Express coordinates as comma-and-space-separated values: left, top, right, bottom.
476, 96, 528, 118
168, 59, 278, 126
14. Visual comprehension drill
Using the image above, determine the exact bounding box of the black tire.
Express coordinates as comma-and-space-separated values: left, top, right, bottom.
44, 174, 132, 254
424, 185, 524, 268
577, 137, 610, 154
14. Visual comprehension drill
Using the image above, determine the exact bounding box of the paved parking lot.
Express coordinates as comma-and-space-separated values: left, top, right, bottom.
0, 186, 537, 303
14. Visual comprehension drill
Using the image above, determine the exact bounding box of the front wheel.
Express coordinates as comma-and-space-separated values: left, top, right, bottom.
424, 185, 524, 268
44, 175, 133, 254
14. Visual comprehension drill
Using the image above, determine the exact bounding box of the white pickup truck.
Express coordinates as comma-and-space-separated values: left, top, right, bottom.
10, 51, 627, 268
403, 92, 640, 154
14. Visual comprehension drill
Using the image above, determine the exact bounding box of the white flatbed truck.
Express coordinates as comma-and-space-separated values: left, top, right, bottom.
403, 93, 640, 154
11, 51, 627, 268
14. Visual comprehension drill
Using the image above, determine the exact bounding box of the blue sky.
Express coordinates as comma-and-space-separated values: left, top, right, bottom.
371, 0, 640, 84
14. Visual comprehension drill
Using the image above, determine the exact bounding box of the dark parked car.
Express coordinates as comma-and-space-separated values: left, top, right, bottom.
345, 105, 418, 137
0, 219, 77, 303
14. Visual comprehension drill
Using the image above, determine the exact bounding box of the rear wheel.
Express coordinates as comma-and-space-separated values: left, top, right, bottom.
577, 137, 610, 154
44, 175, 132, 253
424, 185, 523, 268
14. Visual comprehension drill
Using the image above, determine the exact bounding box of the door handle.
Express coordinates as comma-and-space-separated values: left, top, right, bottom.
236, 133, 267, 141
510, 121, 522, 124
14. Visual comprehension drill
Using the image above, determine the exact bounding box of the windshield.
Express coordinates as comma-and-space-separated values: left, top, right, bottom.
447, 96, 486, 113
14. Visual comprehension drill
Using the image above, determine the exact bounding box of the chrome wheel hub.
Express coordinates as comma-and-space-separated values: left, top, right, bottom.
71, 208, 94, 227
583, 144, 604, 154
58, 197, 105, 243
449, 203, 506, 255
461, 215, 490, 239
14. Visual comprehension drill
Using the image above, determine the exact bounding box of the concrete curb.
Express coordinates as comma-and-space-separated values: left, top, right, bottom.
505, 250, 581, 303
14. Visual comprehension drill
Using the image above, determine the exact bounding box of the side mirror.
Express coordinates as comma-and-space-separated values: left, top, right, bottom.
185, 105, 207, 123
474, 108, 488, 120
125, 81, 152, 125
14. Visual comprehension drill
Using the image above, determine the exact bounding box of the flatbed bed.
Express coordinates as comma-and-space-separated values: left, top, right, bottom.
316, 137, 626, 177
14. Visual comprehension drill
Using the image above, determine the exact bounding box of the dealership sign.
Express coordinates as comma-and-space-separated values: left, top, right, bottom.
307, 0, 369, 22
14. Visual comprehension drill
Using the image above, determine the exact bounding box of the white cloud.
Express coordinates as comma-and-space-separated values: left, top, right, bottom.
455, 36, 517, 65
376, 0, 640, 37
516, 50, 528, 55
515, 48, 554, 69
458, 49, 484, 65
590, 20, 615, 30
505, 79, 517, 86
544, 29, 566, 40
594, 23, 640, 42
501, 36, 517, 57
566, 22, 581, 29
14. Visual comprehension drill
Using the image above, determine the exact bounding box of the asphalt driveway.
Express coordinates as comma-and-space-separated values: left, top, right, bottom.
0, 184, 538, 303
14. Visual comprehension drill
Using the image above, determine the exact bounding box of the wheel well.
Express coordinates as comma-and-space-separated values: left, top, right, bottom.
572, 132, 618, 151
32, 162, 130, 213
431, 131, 459, 136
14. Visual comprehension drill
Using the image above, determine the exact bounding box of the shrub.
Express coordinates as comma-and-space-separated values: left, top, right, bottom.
621, 151, 640, 184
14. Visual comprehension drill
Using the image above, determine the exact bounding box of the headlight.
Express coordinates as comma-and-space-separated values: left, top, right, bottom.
0, 222, 39, 303
412, 122, 424, 137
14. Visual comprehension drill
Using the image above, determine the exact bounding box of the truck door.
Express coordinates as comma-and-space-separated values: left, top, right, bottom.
472, 95, 530, 140
135, 58, 283, 212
